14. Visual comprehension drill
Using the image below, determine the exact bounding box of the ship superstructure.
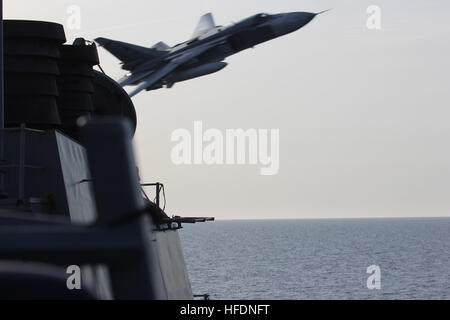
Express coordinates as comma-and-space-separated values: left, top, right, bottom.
0, 3, 212, 300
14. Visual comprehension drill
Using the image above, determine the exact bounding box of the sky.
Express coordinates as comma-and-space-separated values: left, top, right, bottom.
4, 0, 450, 220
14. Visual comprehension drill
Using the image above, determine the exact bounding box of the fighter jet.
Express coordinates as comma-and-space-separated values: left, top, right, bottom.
95, 11, 327, 97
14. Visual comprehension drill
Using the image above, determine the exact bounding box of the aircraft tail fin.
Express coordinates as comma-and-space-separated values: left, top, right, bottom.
192, 13, 216, 38
95, 37, 165, 69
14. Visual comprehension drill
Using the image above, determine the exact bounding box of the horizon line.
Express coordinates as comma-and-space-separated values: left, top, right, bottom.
213, 215, 450, 222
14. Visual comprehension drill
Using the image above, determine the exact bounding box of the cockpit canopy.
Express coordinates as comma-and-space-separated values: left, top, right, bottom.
254, 13, 270, 24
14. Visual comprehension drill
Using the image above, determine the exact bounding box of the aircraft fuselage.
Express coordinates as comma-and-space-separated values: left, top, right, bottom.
96, 11, 323, 96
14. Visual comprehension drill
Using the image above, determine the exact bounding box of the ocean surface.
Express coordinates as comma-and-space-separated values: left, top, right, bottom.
179, 218, 450, 300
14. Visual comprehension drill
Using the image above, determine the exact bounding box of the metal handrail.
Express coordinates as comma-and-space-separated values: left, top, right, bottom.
141, 182, 165, 209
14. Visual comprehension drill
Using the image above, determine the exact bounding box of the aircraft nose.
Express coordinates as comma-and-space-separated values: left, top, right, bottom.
290, 12, 316, 28
288, 12, 317, 29
270, 12, 317, 36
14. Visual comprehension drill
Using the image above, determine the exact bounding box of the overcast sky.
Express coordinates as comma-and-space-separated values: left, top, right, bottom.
5, 0, 450, 219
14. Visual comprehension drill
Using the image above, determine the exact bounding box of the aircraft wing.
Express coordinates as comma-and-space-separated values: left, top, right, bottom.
95, 37, 165, 69
119, 70, 155, 87
128, 40, 224, 97
128, 63, 178, 97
